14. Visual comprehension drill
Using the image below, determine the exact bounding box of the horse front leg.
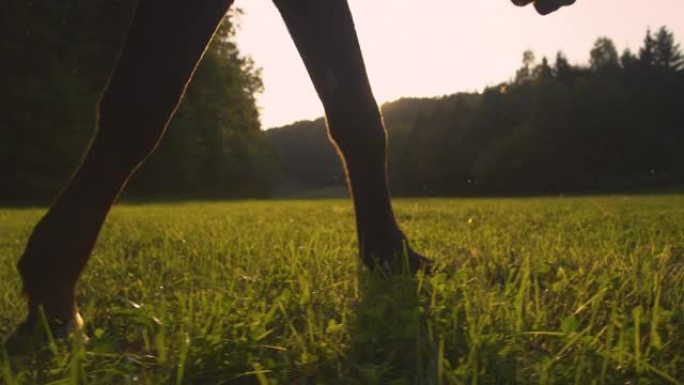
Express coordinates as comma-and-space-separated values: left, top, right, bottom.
5, 0, 234, 351
274, 0, 431, 272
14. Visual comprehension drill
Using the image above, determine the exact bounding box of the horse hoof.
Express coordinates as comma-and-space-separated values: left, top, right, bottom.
2, 312, 87, 356
364, 244, 434, 275
534, 0, 575, 15
410, 251, 434, 274
511, 0, 534, 6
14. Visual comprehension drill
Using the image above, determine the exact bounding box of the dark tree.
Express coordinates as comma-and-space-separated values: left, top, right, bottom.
590, 37, 619, 71
639, 28, 656, 68
653, 26, 683, 70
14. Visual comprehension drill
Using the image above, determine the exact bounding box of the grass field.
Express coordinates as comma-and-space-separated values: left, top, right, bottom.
1, 196, 683, 384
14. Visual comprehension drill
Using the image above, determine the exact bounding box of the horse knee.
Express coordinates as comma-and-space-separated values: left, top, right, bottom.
325, 103, 387, 159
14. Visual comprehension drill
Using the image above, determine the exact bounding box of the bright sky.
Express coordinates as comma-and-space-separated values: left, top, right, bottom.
233, 0, 684, 129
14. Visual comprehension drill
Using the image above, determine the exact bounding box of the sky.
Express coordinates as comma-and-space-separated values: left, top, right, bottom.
233, 0, 684, 129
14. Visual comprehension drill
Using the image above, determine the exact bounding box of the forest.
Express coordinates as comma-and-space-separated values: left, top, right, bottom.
269, 26, 684, 196
2, 1, 683, 201
1, 1, 278, 203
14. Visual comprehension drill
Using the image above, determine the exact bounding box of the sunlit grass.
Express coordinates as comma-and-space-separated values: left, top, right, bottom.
1, 196, 683, 384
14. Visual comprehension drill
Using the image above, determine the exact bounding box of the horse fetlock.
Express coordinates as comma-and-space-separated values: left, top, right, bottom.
17, 253, 79, 324
360, 230, 433, 274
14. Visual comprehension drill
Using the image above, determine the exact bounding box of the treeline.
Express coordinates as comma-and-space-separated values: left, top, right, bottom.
3, 9, 683, 202
268, 27, 684, 196
1, 2, 278, 203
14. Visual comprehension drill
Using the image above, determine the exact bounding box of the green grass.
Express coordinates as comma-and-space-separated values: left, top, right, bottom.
1, 196, 683, 384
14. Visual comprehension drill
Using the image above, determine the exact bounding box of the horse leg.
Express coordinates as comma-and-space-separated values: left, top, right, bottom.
11, 0, 234, 342
274, 0, 431, 272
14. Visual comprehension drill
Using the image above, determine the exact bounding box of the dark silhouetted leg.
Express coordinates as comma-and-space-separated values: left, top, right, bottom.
9, 0, 234, 344
274, 0, 431, 272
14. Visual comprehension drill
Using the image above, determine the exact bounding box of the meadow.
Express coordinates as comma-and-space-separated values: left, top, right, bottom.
1, 196, 683, 384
